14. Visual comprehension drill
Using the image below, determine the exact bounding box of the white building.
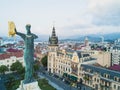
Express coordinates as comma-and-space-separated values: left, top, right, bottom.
0, 49, 24, 73
111, 50, 120, 65
110, 46, 120, 65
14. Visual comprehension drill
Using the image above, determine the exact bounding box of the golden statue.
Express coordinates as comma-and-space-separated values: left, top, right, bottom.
8, 21, 16, 37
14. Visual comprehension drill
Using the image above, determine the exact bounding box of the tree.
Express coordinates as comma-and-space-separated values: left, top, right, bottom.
41, 55, 47, 67
0, 65, 8, 74
10, 61, 24, 74
7, 75, 15, 83
33, 64, 39, 71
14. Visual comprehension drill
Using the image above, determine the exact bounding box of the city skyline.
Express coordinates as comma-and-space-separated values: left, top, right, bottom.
0, 0, 120, 37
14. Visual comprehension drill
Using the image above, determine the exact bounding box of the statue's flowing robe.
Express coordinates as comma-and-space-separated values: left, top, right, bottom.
16, 32, 38, 84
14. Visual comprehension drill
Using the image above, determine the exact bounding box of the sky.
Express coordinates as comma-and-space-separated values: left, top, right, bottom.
0, 0, 120, 38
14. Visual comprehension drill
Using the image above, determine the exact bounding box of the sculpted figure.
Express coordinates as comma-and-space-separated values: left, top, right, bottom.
15, 24, 38, 84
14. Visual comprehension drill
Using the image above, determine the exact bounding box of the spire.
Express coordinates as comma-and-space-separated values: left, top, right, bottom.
49, 26, 58, 45
52, 26, 56, 37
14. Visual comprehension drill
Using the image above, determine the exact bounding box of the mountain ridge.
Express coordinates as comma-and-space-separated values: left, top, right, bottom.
1, 32, 120, 42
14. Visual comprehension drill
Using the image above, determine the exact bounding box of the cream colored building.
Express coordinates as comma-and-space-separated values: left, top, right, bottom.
80, 64, 120, 90
47, 27, 119, 90
91, 51, 112, 67
48, 27, 94, 81
0, 56, 24, 69
0, 50, 24, 73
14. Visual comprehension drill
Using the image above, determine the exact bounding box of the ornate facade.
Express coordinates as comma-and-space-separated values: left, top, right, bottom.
47, 27, 120, 90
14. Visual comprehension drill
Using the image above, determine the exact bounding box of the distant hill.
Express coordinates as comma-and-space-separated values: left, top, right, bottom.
103, 32, 120, 41
1, 32, 120, 42
1, 35, 49, 42
61, 32, 120, 42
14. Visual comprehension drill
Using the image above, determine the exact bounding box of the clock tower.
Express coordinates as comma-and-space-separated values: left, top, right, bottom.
48, 26, 58, 73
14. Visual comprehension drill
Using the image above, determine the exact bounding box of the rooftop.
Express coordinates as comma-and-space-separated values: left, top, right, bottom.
7, 48, 20, 52
81, 64, 120, 80
109, 64, 120, 72
0, 50, 23, 60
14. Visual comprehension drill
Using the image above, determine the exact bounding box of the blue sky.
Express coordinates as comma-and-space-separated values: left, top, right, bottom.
0, 0, 120, 37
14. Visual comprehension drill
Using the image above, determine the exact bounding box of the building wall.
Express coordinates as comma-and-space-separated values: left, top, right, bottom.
80, 66, 120, 90
48, 45, 120, 90
111, 81, 120, 90
48, 50, 72, 76
92, 51, 111, 67
0, 56, 24, 72
48, 45, 92, 78
48, 45, 58, 74
111, 50, 120, 65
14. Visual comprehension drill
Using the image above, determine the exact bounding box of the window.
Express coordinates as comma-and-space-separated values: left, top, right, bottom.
118, 86, 120, 90
97, 79, 99, 83
58, 70, 60, 73
114, 85, 116, 89
69, 68, 71, 72
66, 68, 67, 71
107, 74, 110, 78
94, 78, 96, 81
104, 73, 107, 78
114, 77, 117, 81
7, 65, 9, 67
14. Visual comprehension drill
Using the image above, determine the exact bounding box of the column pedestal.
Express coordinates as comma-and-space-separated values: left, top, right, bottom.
17, 80, 41, 90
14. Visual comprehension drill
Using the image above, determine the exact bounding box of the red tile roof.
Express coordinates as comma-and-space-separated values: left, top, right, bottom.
7, 48, 19, 52
109, 64, 120, 72
0, 50, 23, 60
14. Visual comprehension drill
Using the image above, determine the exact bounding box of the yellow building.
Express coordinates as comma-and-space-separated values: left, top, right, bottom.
47, 27, 120, 90
47, 27, 92, 82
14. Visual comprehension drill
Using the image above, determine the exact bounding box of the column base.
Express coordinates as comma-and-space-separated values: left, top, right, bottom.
17, 80, 41, 90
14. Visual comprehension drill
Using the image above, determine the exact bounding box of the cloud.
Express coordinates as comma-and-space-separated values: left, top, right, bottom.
88, 0, 120, 26
93, 14, 120, 26
57, 0, 120, 36
61, 24, 91, 30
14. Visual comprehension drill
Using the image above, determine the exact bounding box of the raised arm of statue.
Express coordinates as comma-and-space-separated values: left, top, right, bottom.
32, 33, 38, 39
15, 28, 26, 40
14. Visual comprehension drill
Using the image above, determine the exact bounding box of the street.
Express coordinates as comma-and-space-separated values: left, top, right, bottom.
38, 70, 92, 90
